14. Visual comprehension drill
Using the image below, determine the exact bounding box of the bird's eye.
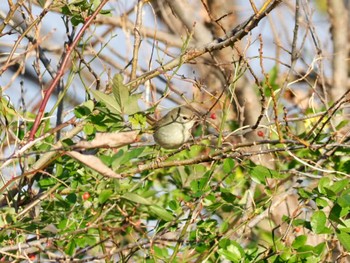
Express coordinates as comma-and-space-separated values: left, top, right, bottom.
182, 116, 188, 120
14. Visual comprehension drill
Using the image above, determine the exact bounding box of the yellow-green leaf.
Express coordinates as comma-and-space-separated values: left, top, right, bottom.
122, 192, 152, 205
149, 205, 174, 221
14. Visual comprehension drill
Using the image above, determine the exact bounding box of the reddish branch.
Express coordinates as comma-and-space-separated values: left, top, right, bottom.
28, 0, 110, 140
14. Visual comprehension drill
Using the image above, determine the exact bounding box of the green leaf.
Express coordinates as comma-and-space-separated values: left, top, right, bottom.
91, 89, 122, 115
112, 74, 128, 113
298, 188, 313, 199
223, 158, 235, 173
98, 189, 113, 204
329, 204, 346, 225
336, 120, 350, 131
221, 191, 236, 203
75, 234, 97, 247
57, 219, 68, 230
292, 235, 307, 249
220, 221, 229, 234
194, 242, 210, 253
250, 165, 280, 185
38, 178, 56, 188
292, 218, 307, 227
122, 192, 152, 205
311, 211, 327, 234
61, 5, 72, 15
168, 200, 179, 210
71, 15, 84, 26
336, 230, 350, 251
338, 194, 350, 208
62, 138, 74, 147
65, 239, 76, 256
219, 238, 230, 248
203, 194, 216, 206
190, 182, 204, 197
315, 197, 329, 208
74, 100, 94, 117
149, 205, 174, 221
99, 9, 112, 15
83, 123, 96, 135
153, 245, 169, 258
129, 113, 147, 129
92, 74, 141, 115
313, 242, 326, 256
217, 240, 245, 262
66, 193, 77, 204
119, 147, 145, 165
110, 74, 141, 115
125, 92, 142, 115
340, 160, 350, 173
190, 173, 208, 193
296, 244, 314, 258
330, 179, 349, 194
338, 219, 350, 233
318, 177, 331, 194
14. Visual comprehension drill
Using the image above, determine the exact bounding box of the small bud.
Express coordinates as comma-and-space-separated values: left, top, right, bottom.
294, 227, 301, 233
257, 130, 264, 137
82, 192, 90, 200
28, 254, 36, 261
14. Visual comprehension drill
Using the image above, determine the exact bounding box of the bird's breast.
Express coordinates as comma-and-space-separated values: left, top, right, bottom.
153, 123, 191, 149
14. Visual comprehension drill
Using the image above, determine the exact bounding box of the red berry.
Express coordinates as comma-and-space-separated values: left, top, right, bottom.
28, 253, 36, 260
210, 113, 217, 119
257, 130, 264, 137
46, 240, 53, 247
82, 192, 90, 200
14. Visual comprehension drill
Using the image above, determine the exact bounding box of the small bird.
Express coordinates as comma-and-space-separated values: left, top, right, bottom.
153, 107, 198, 149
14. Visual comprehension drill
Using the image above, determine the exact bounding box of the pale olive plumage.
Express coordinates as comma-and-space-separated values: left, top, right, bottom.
153, 107, 197, 149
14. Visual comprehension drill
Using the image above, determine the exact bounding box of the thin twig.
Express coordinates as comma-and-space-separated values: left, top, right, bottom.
130, 0, 144, 81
